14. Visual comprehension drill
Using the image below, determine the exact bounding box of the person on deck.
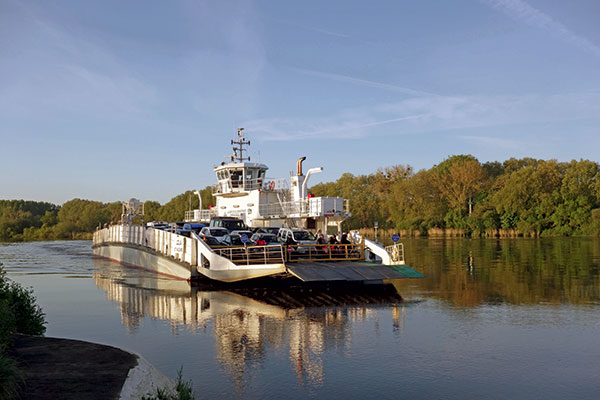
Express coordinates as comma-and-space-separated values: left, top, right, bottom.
340, 233, 350, 245
328, 235, 338, 257
316, 233, 327, 257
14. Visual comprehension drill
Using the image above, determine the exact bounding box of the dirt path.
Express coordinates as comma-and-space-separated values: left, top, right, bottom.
8, 335, 138, 400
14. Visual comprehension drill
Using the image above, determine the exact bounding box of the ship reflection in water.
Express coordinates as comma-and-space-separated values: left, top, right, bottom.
93, 258, 408, 390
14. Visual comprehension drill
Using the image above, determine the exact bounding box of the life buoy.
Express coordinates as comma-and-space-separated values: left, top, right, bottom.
269, 181, 275, 190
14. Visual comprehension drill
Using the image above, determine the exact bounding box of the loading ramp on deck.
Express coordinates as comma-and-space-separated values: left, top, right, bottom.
286, 261, 424, 282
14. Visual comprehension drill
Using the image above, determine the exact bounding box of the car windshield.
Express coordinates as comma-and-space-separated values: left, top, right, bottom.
227, 235, 244, 245
204, 236, 220, 246
224, 220, 246, 231
259, 227, 279, 234
210, 228, 228, 237
293, 231, 315, 241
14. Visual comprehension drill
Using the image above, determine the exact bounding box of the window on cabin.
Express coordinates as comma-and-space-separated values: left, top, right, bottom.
230, 170, 242, 188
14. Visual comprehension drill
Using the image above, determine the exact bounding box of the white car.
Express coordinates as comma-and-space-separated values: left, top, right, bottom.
200, 227, 229, 242
277, 228, 316, 251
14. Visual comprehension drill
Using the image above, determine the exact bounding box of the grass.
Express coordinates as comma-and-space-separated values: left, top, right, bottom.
142, 368, 195, 400
0, 351, 23, 400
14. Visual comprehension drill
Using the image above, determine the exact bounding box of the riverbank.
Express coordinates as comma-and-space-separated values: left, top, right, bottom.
8, 335, 173, 399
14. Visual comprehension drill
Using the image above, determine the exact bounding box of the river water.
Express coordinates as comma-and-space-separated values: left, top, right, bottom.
1, 239, 599, 399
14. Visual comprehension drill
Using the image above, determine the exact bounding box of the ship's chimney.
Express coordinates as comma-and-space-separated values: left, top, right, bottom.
297, 157, 306, 176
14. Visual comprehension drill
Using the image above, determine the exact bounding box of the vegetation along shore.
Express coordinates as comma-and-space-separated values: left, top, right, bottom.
2, 155, 600, 242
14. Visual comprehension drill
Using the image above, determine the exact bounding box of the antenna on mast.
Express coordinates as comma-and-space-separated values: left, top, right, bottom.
229, 128, 251, 163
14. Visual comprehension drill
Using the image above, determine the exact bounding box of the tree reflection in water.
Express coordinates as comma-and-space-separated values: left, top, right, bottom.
394, 237, 600, 306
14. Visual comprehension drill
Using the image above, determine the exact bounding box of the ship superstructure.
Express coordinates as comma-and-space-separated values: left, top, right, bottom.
185, 128, 350, 233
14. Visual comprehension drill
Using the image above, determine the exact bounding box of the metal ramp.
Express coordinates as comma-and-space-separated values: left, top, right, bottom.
286, 261, 422, 282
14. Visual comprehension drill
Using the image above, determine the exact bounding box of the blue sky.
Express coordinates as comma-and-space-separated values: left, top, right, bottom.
2, 0, 599, 204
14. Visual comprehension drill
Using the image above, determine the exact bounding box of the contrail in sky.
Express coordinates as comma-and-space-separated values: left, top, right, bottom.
483, 0, 600, 57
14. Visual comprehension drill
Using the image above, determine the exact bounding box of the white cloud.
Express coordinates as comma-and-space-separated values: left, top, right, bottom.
483, 0, 600, 57
244, 91, 600, 143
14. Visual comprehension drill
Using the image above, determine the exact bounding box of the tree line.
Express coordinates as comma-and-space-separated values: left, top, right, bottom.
1, 155, 600, 241
0, 187, 214, 241
310, 155, 600, 237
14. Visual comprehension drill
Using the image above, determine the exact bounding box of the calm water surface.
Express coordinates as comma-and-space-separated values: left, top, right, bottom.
1, 239, 600, 399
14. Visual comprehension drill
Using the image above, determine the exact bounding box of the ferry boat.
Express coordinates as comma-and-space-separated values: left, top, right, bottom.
92, 129, 423, 284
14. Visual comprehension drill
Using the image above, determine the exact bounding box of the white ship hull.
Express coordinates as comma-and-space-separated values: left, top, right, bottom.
93, 242, 197, 281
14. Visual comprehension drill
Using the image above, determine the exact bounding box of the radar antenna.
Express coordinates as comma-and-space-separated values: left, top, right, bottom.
229, 127, 251, 163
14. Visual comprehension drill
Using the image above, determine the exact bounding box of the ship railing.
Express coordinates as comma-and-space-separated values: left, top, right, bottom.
259, 178, 288, 191
211, 244, 285, 265
212, 178, 288, 194
349, 231, 405, 266
258, 197, 350, 219
284, 243, 364, 262
184, 209, 214, 222
384, 243, 405, 265
259, 200, 307, 218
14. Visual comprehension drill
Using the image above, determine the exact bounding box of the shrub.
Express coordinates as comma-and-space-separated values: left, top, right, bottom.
142, 368, 195, 400
0, 264, 46, 399
0, 267, 46, 337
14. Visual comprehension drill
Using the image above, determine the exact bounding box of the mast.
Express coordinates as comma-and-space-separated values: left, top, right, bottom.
229, 128, 251, 163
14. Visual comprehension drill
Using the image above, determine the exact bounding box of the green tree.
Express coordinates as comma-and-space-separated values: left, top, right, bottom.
159, 191, 202, 222
491, 160, 562, 234
386, 169, 446, 232
430, 155, 487, 228
56, 199, 110, 236
550, 159, 600, 234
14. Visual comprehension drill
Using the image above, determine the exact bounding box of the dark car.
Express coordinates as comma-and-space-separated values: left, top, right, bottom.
221, 234, 245, 246
209, 217, 247, 232
184, 223, 206, 233
200, 235, 221, 247
177, 223, 206, 237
